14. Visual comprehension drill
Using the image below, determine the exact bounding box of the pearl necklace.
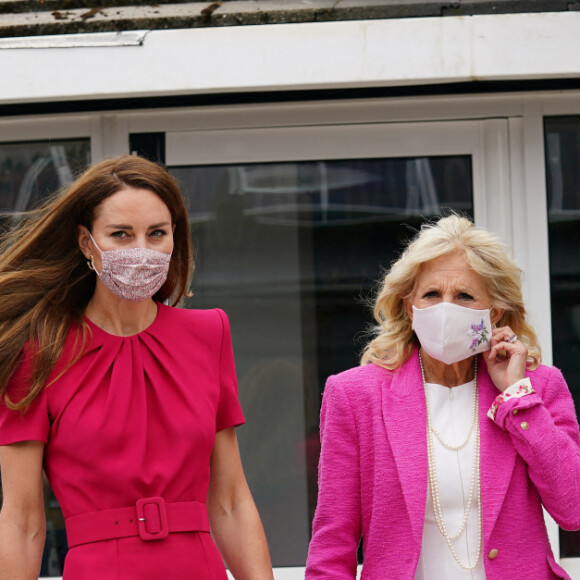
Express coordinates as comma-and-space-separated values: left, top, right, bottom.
419, 350, 482, 571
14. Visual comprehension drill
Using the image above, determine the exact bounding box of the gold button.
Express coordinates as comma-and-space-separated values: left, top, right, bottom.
488, 548, 498, 560
512, 409, 518, 415
520, 422, 529, 430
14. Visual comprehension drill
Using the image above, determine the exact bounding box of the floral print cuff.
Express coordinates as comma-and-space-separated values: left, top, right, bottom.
487, 378, 534, 422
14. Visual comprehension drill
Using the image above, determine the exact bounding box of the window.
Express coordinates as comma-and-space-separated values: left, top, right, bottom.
0, 114, 511, 576
170, 156, 474, 565
0, 138, 91, 576
545, 116, 580, 558
0, 140, 90, 215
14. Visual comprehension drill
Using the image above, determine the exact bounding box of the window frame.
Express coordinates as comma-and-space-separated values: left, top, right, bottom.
162, 112, 542, 577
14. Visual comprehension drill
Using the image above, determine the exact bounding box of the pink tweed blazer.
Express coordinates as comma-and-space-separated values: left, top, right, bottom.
305, 349, 580, 580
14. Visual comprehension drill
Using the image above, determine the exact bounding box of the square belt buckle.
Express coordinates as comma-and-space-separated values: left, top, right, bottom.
136, 497, 169, 541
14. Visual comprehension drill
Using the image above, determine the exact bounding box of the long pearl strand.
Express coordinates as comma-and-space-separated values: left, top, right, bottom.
428, 374, 478, 451
419, 350, 482, 571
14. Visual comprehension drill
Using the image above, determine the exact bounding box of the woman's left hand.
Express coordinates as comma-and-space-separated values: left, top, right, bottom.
482, 326, 528, 392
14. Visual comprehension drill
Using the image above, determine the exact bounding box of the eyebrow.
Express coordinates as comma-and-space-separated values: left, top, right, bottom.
105, 222, 172, 230
420, 284, 477, 294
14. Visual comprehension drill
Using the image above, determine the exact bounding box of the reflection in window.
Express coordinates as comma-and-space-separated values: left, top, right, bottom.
545, 116, 580, 558
171, 156, 473, 566
0, 138, 90, 577
0, 141, 90, 212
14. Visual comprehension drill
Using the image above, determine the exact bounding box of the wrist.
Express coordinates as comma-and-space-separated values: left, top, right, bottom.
487, 378, 534, 422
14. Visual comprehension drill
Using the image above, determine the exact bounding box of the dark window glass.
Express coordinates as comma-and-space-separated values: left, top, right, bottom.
0, 140, 90, 213
0, 139, 91, 576
170, 156, 474, 566
545, 116, 580, 558
129, 133, 165, 164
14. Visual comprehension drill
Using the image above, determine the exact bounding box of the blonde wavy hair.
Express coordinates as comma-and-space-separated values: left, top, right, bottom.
361, 214, 541, 370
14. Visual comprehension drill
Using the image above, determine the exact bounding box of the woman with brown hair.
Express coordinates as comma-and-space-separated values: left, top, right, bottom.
0, 155, 273, 579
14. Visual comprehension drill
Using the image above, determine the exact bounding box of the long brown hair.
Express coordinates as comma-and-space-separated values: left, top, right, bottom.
0, 155, 193, 410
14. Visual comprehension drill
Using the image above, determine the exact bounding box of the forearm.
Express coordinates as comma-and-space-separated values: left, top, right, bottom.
498, 397, 580, 526
210, 495, 273, 580
493, 372, 580, 528
0, 518, 45, 580
0, 441, 46, 579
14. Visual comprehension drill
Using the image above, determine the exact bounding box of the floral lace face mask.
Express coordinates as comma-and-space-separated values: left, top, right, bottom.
412, 302, 492, 365
88, 233, 172, 302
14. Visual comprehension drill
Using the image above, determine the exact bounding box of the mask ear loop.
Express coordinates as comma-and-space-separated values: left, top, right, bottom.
86, 255, 102, 276
86, 232, 104, 276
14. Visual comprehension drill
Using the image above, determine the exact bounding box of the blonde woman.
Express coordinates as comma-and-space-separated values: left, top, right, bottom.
0, 155, 273, 580
306, 215, 580, 580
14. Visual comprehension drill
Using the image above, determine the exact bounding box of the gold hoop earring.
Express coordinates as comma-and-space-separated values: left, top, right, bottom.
87, 255, 95, 271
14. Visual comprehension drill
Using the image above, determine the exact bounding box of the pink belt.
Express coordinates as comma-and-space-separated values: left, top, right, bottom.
65, 497, 210, 548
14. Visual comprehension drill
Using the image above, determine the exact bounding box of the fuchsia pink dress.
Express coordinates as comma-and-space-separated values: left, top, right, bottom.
0, 305, 245, 579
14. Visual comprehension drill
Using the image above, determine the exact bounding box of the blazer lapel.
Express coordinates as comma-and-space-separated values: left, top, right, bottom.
381, 349, 428, 545
478, 359, 517, 542
380, 352, 517, 546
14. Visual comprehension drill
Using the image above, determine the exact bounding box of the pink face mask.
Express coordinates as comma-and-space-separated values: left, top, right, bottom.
87, 233, 172, 302
412, 302, 492, 365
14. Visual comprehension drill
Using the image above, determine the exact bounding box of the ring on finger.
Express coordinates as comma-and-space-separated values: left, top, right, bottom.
507, 334, 518, 344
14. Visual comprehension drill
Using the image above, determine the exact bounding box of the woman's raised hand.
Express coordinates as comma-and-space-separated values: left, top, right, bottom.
482, 326, 528, 392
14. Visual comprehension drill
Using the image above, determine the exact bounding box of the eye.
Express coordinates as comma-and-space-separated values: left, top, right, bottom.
150, 229, 169, 238
458, 292, 474, 300
111, 230, 128, 239
423, 290, 439, 299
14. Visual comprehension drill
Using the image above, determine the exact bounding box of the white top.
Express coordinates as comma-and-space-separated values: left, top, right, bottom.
414, 381, 486, 580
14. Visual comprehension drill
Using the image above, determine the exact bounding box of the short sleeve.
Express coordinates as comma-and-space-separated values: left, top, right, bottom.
215, 309, 245, 432
0, 355, 50, 445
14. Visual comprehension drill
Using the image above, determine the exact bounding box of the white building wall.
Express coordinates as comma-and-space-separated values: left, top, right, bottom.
0, 12, 579, 104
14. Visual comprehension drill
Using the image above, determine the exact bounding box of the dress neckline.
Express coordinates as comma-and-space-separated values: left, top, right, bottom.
84, 302, 165, 339
424, 380, 473, 391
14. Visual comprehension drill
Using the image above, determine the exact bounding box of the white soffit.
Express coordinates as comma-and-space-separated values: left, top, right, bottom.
0, 11, 579, 104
